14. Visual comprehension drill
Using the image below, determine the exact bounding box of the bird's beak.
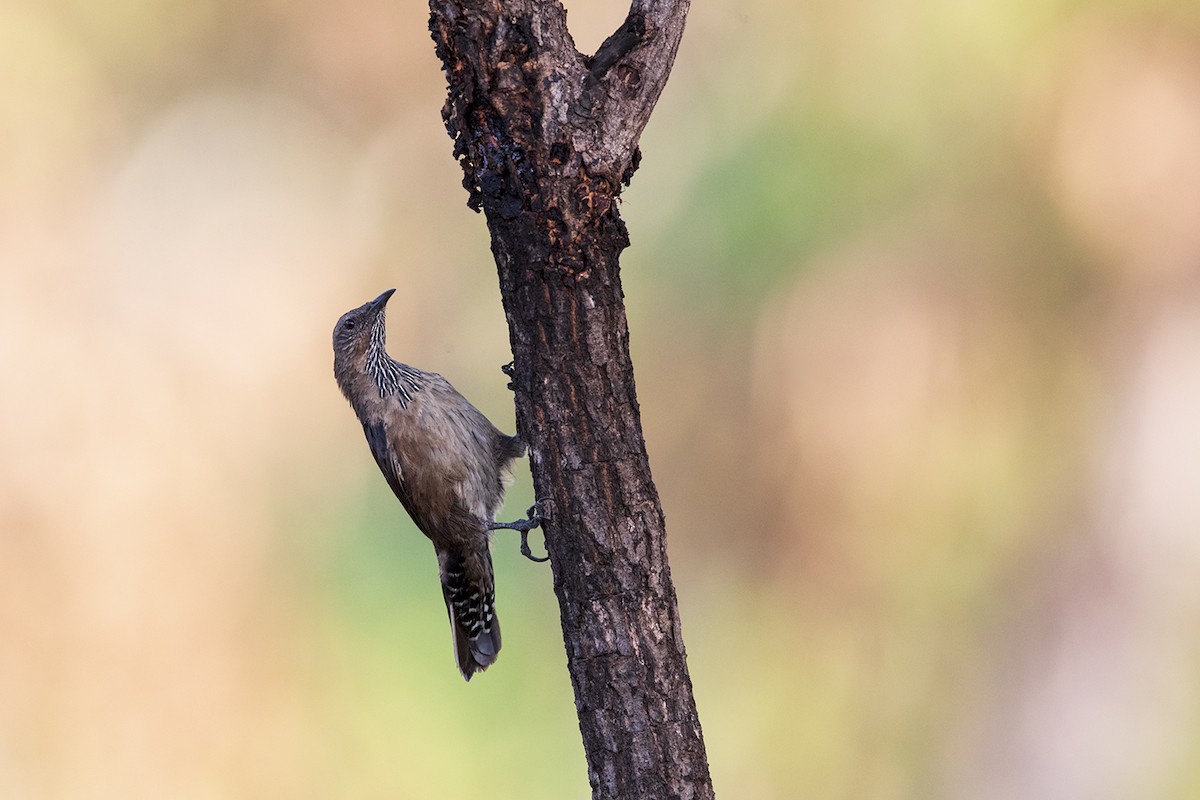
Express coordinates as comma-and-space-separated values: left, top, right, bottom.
369, 288, 396, 311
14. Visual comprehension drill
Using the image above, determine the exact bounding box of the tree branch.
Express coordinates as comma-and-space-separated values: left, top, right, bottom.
585, 11, 646, 80
573, 0, 691, 182
428, 1, 711, 798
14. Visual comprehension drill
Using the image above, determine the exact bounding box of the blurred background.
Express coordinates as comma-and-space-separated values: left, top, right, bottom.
3, 0, 1200, 797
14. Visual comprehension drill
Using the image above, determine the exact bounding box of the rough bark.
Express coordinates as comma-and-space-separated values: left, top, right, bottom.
427, 2, 712, 798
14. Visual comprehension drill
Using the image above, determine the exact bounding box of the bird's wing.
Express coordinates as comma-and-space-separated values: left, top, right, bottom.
361, 421, 499, 680
362, 419, 430, 534
362, 418, 483, 545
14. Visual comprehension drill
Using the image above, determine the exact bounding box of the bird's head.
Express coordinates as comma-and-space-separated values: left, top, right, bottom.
332, 288, 395, 366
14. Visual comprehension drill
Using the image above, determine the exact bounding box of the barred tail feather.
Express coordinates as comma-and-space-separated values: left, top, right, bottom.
439, 550, 501, 681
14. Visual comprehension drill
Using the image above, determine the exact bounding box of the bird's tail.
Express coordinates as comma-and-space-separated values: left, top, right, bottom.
438, 548, 501, 681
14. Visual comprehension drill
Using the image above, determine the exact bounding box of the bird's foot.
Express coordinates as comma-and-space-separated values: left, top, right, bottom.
518, 527, 549, 563
501, 361, 516, 391
489, 501, 549, 563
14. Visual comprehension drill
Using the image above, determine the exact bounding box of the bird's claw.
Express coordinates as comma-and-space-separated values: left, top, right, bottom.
489, 500, 549, 562
524, 501, 545, 524
519, 530, 550, 563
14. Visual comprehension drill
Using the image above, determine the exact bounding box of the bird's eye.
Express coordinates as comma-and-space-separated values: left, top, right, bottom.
343, 319, 357, 331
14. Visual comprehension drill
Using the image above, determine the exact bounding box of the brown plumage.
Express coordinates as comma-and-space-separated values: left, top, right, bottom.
332, 289, 525, 679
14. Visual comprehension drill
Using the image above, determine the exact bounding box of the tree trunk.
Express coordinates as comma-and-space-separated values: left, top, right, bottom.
427, 2, 713, 798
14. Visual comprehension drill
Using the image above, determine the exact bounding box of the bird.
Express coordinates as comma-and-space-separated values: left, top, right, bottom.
332, 288, 544, 680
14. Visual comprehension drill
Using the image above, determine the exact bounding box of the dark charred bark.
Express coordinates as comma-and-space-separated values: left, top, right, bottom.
427, 2, 711, 798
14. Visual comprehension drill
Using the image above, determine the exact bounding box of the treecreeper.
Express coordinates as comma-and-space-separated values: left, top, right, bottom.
332, 289, 545, 680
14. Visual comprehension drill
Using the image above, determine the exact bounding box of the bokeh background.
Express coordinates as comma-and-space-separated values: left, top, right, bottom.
4, 0, 1200, 797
